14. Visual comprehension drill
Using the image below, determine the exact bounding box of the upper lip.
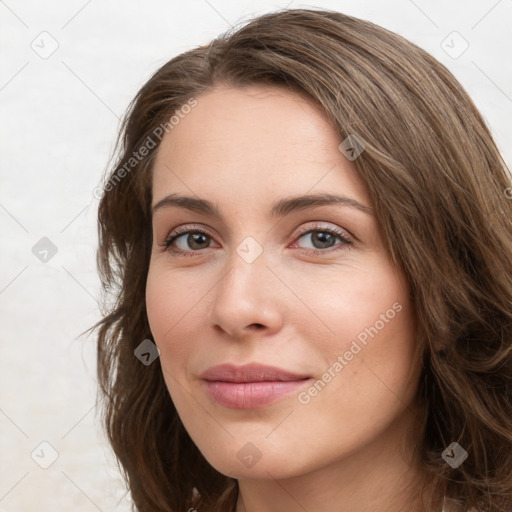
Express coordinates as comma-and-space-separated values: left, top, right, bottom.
199, 363, 310, 383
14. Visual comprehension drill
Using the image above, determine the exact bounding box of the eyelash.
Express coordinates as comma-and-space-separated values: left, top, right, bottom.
160, 223, 353, 257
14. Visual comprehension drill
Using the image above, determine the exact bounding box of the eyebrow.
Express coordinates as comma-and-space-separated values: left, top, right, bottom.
151, 193, 373, 217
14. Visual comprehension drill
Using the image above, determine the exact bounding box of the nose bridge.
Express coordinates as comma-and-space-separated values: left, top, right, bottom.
209, 236, 282, 336
221, 239, 270, 305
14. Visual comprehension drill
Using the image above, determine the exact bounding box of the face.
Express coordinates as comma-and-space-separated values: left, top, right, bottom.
146, 85, 422, 481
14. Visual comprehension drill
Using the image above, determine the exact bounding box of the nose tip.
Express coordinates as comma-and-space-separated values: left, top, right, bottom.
208, 257, 283, 339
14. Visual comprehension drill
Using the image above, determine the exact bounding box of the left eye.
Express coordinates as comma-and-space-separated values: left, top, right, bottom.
298, 230, 338, 249
294, 229, 351, 251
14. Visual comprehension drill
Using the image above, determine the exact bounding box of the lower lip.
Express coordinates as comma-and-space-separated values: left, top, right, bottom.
203, 379, 311, 409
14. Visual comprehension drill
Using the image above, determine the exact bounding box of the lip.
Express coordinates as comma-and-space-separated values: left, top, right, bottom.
200, 363, 312, 409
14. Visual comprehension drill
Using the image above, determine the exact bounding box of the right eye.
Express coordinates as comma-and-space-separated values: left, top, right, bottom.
162, 226, 219, 256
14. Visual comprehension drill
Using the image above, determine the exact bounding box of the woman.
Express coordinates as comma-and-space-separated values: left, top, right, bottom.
95, 8, 512, 512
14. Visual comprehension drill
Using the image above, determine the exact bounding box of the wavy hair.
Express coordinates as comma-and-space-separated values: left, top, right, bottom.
94, 8, 512, 512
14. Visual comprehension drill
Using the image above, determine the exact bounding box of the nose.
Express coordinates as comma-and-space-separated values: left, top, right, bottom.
208, 247, 284, 340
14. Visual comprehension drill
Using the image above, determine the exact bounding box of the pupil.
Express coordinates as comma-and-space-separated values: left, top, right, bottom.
189, 233, 208, 249
313, 232, 334, 249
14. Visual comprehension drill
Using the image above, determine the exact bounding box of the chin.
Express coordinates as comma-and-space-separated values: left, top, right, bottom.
193, 433, 317, 481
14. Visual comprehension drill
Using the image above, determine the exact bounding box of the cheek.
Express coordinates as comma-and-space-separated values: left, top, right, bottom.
292, 285, 418, 464
295, 259, 411, 349
146, 269, 196, 409
304, 260, 418, 397
145, 265, 194, 362
146, 269, 170, 344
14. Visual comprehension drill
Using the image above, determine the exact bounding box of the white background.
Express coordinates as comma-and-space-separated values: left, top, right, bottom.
1, 1, 511, 510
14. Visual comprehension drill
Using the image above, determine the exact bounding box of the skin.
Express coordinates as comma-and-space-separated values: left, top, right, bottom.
146, 85, 431, 512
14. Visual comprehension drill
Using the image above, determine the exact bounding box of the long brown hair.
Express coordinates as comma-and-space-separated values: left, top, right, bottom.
94, 8, 512, 511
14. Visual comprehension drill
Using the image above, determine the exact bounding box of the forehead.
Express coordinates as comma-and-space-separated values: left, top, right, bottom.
151, 85, 370, 209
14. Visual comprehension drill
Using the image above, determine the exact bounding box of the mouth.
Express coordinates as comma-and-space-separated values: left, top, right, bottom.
199, 363, 313, 409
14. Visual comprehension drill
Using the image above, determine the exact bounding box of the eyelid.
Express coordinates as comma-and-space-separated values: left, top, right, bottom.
292, 222, 353, 242
160, 223, 217, 250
